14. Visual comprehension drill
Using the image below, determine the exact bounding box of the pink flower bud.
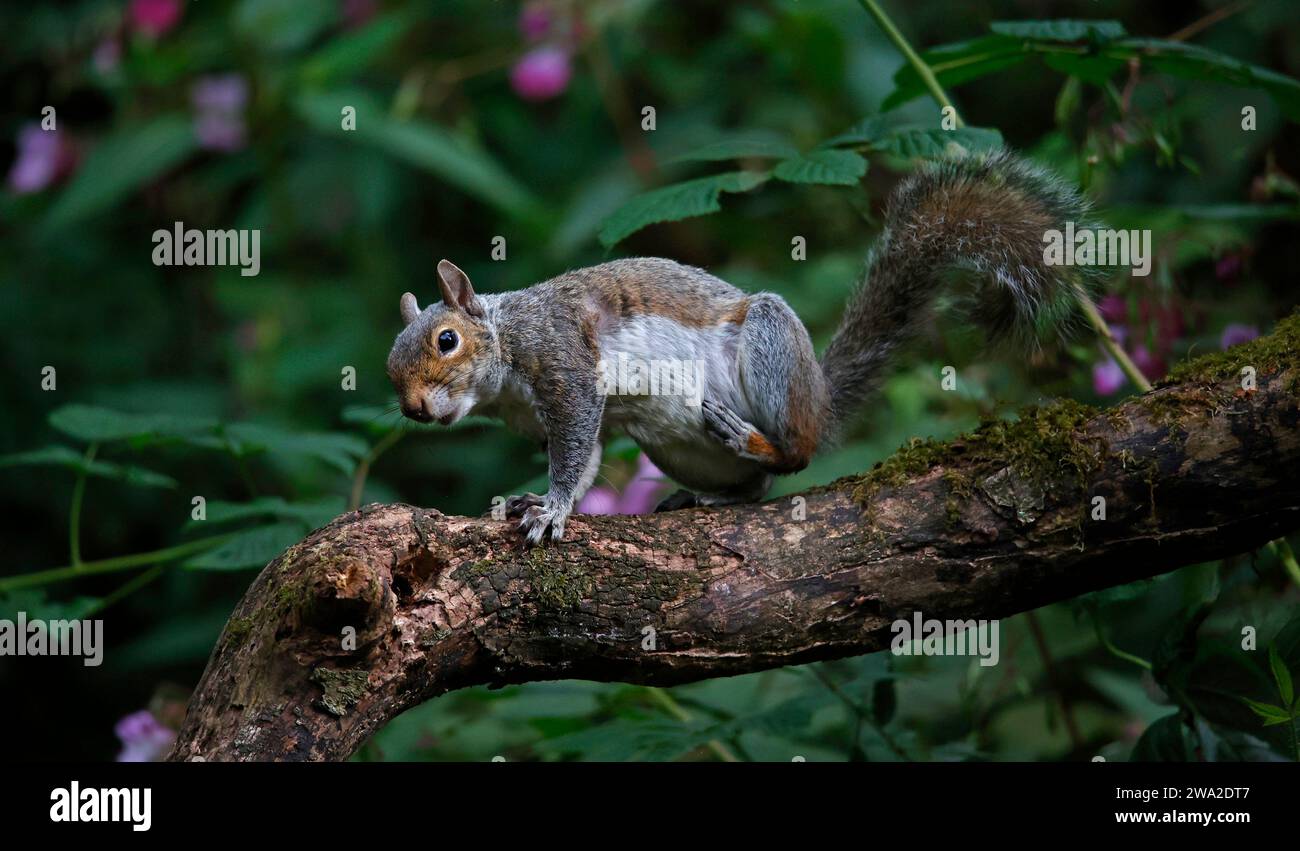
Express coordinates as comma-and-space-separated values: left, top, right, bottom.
510, 47, 572, 102
128, 0, 183, 39
1092, 359, 1124, 396
7, 124, 74, 194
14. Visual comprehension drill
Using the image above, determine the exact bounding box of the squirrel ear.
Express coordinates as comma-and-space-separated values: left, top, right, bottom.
436, 259, 485, 318
399, 292, 421, 326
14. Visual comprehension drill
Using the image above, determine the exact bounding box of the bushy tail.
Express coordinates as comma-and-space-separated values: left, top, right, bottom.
819, 149, 1098, 426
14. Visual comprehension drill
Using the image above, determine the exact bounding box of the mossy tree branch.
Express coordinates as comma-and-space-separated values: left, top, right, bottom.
169, 317, 1300, 762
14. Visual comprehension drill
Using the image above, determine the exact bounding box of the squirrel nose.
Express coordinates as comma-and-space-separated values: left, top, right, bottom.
401, 401, 432, 422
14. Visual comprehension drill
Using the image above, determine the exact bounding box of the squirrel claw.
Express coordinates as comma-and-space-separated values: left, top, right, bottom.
700, 399, 753, 455
519, 504, 566, 544
503, 492, 544, 519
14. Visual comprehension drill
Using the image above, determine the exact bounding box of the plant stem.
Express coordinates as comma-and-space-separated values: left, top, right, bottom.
349, 430, 405, 511
858, 0, 964, 126
1073, 283, 1152, 392
69, 442, 98, 568
0, 533, 235, 594
809, 664, 911, 760
1092, 615, 1153, 670
645, 687, 741, 763
83, 565, 166, 617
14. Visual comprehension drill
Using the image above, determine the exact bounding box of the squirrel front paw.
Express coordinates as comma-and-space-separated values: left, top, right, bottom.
518, 502, 568, 545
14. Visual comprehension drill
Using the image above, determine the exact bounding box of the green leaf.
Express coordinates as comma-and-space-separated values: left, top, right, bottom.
538, 716, 715, 761
1121, 39, 1300, 122
0, 590, 101, 622
1268, 644, 1295, 708
598, 170, 768, 247
300, 11, 414, 83
183, 522, 305, 571
0, 446, 176, 489
296, 91, 539, 217
0, 446, 90, 470
990, 20, 1126, 43
772, 149, 867, 185
223, 423, 368, 474
49, 404, 216, 443
184, 496, 345, 532
1241, 698, 1293, 726
883, 36, 1029, 111
1043, 52, 1127, 85
46, 405, 366, 473
669, 137, 799, 164
234, 0, 337, 54
44, 116, 195, 230
820, 115, 891, 148
878, 126, 1003, 159
881, 32, 1300, 121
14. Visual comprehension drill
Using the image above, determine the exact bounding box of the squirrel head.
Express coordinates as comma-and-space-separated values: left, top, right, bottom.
386, 259, 500, 426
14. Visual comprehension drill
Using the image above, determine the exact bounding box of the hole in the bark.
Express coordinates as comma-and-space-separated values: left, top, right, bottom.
391, 573, 413, 602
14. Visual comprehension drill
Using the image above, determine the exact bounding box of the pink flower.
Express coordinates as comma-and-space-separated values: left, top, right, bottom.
578, 454, 668, 515
128, 0, 183, 38
191, 74, 249, 151
1092, 358, 1124, 396
7, 124, 74, 194
1219, 323, 1258, 350
577, 486, 619, 515
114, 710, 175, 762
510, 46, 572, 101
519, 2, 554, 41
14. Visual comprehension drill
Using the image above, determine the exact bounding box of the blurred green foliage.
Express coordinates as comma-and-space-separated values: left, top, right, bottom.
1, 0, 1299, 762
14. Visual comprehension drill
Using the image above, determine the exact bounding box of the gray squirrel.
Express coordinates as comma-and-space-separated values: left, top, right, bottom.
387, 149, 1093, 544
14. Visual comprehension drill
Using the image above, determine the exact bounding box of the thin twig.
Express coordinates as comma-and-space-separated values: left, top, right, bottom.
858, 0, 964, 126
1168, 0, 1253, 43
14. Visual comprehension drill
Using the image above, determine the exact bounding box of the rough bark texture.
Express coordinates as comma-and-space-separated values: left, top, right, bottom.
169, 322, 1300, 761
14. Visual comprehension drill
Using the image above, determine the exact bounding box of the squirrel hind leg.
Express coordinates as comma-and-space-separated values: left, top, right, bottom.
701, 399, 807, 475
731, 294, 830, 471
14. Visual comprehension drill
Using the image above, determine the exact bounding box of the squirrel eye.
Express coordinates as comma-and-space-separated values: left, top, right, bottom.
437, 329, 458, 353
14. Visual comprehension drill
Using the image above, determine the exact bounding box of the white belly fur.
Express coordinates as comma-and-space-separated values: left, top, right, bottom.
474, 315, 769, 496
598, 316, 765, 493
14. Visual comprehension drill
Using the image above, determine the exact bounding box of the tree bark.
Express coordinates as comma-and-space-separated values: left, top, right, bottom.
169, 327, 1300, 761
